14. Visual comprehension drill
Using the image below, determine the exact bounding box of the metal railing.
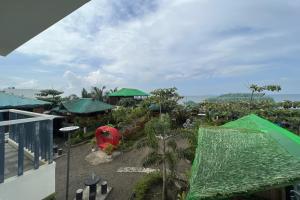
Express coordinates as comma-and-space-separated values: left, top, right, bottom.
0, 109, 56, 183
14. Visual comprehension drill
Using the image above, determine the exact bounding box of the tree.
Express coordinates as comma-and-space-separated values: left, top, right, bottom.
138, 114, 181, 200
144, 87, 183, 114
36, 89, 63, 106
91, 86, 106, 101
249, 84, 281, 110
63, 94, 79, 101
81, 88, 92, 98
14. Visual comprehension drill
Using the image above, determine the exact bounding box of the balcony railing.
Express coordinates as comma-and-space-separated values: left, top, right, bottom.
0, 109, 56, 183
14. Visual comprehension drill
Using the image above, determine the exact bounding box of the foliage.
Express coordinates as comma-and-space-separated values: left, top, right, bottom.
206, 93, 274, 103
70, 131, 95, 145
133, 172, 163, 200
249, 84, 281, 110
36, 89, 63, 106
112, 106, 149, 131
177, 191, 187, 200
103, 143, 114, 155
81, 86, 118, 102
142, 87, 183, 113
117, 98, 138, 107
139, 114, 186, 200
90, 137, 97, 149
81, 88, 92, 98
171, 105, 193, 128
62, 94, 79, 101
91, 86, 106, 101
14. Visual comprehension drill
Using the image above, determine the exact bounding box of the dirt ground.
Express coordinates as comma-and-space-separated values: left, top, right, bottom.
54, 136, 191, 200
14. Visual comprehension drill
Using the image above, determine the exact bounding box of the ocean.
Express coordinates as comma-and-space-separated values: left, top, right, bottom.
182, 94, 300, 103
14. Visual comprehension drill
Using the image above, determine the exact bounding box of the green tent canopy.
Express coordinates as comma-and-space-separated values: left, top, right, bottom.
0, 92, 50, 109
187, 114, 300, 200
53, 98, 113, 114
108, 88, 149, 97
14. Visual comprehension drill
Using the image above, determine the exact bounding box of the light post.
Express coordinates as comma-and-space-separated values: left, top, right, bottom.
59, 126, 80, 200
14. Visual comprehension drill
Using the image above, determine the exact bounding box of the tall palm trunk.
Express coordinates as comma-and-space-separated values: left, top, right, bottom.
249, 91, 254, 111
162, 135, 166, 200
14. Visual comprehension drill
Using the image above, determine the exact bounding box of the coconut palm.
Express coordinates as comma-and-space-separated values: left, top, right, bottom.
249, 84, 281, 110
138, 114, 182, 200
91, 86, 106, 101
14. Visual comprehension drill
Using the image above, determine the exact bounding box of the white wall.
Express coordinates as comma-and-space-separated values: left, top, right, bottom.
0, 163, 55, 200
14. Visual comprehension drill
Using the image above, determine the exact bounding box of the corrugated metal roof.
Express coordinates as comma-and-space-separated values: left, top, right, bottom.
0, 92, 50, 109
56, 98, 113, 114
108, 88, 149, 97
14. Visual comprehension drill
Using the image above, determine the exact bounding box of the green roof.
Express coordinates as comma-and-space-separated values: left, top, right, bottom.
55, 98, 113, 114
108, 88, 149, 97
0, 92, 50, 109
187, 114, 300, 200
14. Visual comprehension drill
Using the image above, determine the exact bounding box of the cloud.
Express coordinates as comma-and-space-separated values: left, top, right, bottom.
16, 0, 300, 93
0, 76, 38, 89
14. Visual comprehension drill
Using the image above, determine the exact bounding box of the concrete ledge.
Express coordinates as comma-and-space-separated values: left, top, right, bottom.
0, 163, 56, 200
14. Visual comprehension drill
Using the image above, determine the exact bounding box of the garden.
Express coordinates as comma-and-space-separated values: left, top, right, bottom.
52, 84, 300, 200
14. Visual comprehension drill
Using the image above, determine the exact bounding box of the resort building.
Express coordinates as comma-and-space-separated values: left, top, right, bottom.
52, 98, 113, 116
0, 109, 56, 200
0, 92, 51, 113
188, 114, 300, 200
108, 88, 149, 105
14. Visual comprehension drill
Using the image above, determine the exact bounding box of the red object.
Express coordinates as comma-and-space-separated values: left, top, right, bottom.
95, 126, 121, 150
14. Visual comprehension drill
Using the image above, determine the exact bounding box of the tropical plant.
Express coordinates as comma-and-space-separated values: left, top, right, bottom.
249, 84, 281, 110
36, 89, 63, 106
103, 143, 114, 155
91, 86, 106, 101
138, 114, 183, 200
132, 172, 163, 200
117, 98, 138, 107
81, 88, 92, 98
143, 87, 183, 114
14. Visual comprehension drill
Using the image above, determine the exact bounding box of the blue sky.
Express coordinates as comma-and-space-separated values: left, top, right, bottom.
1, 0, 300, 96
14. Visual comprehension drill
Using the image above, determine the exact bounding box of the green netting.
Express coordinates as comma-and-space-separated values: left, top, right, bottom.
187, 115, 300, 200
187, 128, 300, 199
223, 114, 300, 157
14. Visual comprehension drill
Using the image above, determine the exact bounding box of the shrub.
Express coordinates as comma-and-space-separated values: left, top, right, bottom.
133, 173, 162, 200
117, 98, 138, 107
103, 143, 114, 155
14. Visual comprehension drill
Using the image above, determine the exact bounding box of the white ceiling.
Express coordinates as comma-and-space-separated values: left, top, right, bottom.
0, 0, 90, 56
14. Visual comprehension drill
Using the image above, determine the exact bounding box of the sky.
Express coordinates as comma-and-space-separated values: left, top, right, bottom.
1, 0, 300, 96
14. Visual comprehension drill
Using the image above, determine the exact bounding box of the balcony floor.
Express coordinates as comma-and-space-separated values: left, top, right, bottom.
5, 143, 34, 179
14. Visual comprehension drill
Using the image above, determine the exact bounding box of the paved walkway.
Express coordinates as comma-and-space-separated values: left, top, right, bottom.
55, 142, 149, 200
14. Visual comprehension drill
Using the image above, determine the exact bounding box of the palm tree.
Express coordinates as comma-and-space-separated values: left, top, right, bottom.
81, 88, 92, 98
138, 114, 181, 200
249, 84, 281, 110
91, 86, 106, 101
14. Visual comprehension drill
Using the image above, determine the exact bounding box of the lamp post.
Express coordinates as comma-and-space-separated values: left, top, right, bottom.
59, 126, 79, 200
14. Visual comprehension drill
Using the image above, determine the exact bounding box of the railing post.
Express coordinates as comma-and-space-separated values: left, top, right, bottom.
18, 124, 25, 176
47, 120, 53, 164
0, 125, 5, 183
34, 122, 40, 169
